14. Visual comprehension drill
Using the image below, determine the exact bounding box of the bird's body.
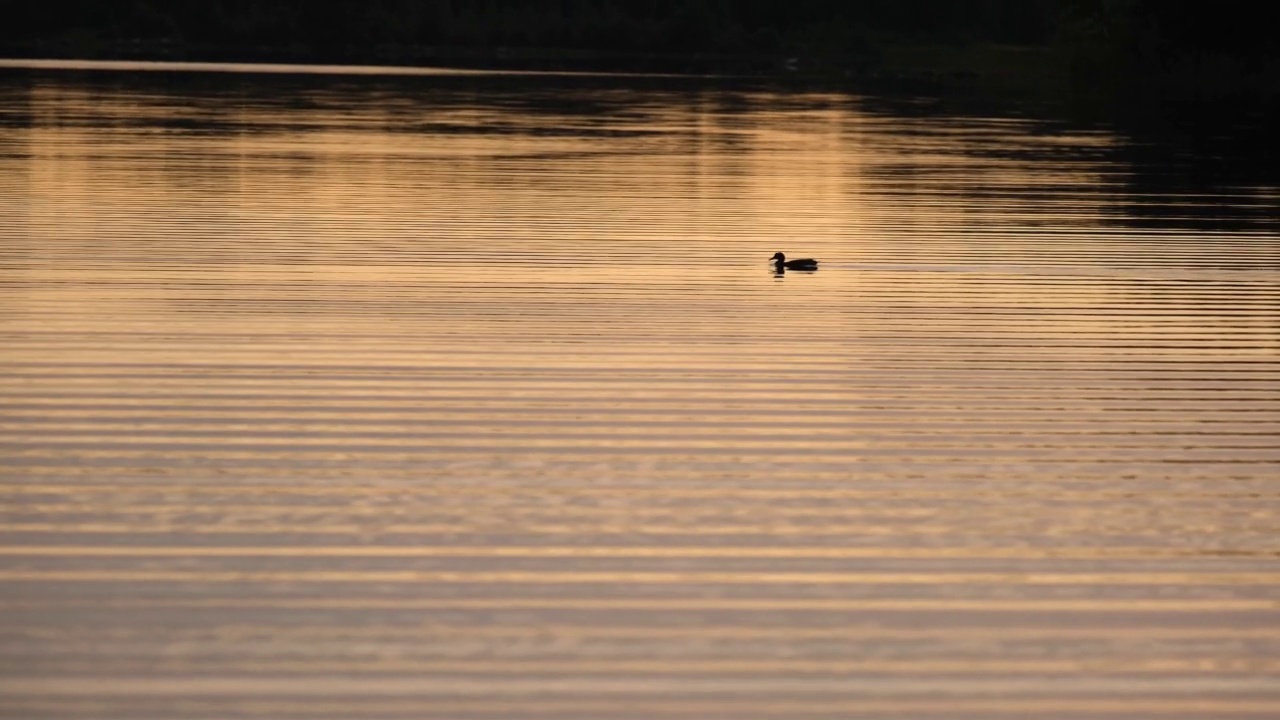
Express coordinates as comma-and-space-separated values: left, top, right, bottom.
771, 252, 819, 271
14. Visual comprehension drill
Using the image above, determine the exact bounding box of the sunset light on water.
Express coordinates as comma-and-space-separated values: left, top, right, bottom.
2, 52, 1278, 718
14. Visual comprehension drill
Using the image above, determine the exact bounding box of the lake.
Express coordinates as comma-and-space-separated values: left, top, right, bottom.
1, 59, 1278, 719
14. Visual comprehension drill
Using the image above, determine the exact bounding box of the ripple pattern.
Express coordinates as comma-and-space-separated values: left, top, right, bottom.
1, 61, 1279, 719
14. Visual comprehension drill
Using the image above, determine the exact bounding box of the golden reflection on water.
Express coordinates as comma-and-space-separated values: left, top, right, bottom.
1, 60, 1279, 719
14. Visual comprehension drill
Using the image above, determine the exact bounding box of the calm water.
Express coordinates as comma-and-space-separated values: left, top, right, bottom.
1, 60, 1278, 719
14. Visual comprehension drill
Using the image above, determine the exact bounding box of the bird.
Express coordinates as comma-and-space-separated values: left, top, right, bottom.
771, 252, 819, 271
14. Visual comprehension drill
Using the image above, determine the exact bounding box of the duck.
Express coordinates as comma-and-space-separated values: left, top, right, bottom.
771, 252, 819, 271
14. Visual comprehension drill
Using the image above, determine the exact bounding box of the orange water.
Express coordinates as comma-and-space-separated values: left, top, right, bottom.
1, 60, 1278, 719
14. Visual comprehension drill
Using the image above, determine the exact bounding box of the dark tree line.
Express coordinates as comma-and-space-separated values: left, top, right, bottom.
1, 0, 1274, 95
0, 1, 1055, 51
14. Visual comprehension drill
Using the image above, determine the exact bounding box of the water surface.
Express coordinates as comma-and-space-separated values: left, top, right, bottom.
1, 60, 1278, 719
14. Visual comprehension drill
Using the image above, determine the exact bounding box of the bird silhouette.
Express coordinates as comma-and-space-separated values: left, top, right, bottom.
771, 252, 819, 271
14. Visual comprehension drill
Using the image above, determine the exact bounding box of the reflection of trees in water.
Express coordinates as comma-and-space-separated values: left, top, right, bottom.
849, 95, 1277, 234
1108, 100, 1279, 231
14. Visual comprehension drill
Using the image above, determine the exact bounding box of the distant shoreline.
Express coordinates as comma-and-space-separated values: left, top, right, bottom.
2, 3, 1272, 106
3, 40, 1273, 112
0, 57, 705, 80
0, 40, 1067, 100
